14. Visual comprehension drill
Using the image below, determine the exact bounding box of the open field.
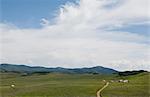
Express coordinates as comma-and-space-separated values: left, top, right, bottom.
0, 72, 149, 97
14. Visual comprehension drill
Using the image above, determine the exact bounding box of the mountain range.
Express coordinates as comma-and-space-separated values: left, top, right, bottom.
0, 63, 118, 74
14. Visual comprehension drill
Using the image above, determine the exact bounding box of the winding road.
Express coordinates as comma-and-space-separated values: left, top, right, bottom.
96, 82, 109, 97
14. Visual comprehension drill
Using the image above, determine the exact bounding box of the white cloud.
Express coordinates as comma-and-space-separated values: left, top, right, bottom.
0, 0, 150, 71
40, 18, 50, 26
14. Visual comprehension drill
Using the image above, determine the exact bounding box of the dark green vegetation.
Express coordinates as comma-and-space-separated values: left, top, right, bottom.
118, 70, 147, 76
0, 72, 149, 97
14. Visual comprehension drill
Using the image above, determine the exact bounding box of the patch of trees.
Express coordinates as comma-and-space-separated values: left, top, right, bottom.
118, 70, 147, 76
31, 71, 50, 75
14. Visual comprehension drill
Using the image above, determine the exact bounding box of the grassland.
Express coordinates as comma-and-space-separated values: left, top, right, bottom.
0, 72, 149, 97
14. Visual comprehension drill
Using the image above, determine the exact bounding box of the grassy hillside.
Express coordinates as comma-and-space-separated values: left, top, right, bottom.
0, 72, 149, 97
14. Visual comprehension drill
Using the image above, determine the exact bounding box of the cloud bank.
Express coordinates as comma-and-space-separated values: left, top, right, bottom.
0, 0, 150, 71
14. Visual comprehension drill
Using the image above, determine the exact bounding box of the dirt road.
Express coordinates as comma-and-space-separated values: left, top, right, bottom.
96, 82, 109, 97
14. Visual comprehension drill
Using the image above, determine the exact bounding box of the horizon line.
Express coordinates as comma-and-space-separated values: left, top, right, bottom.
1, 63, 149, 72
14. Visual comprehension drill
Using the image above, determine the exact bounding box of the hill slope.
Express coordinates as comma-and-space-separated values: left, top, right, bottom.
0, 63, 118, 74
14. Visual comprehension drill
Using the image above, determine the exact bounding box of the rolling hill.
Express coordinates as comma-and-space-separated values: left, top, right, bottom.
0, 63, 118, 74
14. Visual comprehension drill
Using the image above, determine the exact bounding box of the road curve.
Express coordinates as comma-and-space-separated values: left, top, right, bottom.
96, 82, 109, 97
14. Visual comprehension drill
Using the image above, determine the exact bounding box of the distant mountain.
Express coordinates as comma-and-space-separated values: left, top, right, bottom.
0, 63, 118, 74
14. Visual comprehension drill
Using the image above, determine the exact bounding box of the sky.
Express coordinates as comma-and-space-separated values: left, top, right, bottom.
1, 0, 76, 28
0, 0, 150, 71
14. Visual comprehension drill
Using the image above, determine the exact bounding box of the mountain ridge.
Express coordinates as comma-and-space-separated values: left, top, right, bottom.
0, 63, 118, 74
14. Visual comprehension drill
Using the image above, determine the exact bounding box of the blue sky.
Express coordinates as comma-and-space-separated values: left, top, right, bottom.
1, 0, 76, 28
0, 0, 149, 71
